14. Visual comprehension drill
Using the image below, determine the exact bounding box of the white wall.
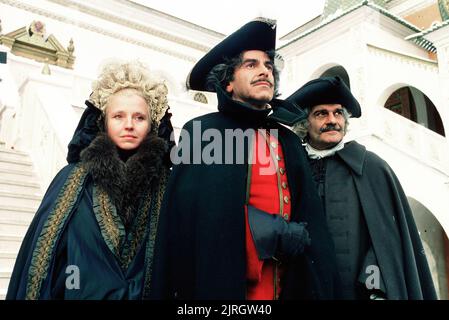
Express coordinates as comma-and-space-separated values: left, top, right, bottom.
279, 3, 449, 240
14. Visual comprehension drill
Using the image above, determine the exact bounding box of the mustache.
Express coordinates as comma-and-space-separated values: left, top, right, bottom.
320, 124, 342, 133
251, 79, 273, 87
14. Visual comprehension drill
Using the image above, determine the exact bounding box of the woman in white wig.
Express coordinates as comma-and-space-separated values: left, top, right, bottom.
7, 60, 173, 299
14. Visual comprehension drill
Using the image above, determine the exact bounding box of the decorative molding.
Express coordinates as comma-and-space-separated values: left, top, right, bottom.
279, 1, 421, 50
46, 0, 214, 52
0, 21, 75, 69
120, 0, 224, 38
193, 92, 208, 104
0, 0, 198, 62
367, 44, 439, 72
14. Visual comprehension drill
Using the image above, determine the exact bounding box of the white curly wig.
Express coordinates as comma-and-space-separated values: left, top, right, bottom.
89, 60, 168, 127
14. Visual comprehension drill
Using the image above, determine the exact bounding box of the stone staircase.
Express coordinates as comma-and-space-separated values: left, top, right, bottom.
0, 147, 42, 299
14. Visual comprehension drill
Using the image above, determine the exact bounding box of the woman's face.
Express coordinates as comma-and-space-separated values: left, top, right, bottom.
105, 89, 151, 151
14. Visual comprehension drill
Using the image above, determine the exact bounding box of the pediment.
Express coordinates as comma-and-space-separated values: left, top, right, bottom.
0, 21, 75, 69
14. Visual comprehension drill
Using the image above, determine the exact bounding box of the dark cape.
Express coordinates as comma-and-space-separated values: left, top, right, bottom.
6, 115, 170, 299
150, 88, 341, 300
310, 141, 437, 300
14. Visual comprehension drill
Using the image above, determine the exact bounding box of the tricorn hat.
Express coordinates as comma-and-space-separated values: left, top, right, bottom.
186, 17, 277, 92
286, 76, 361, 118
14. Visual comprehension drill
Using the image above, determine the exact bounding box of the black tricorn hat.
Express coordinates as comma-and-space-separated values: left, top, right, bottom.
286, 76, 361, 118
186, 17, 277, 92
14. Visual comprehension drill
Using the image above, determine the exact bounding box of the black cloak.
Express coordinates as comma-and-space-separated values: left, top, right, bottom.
150, 88, 341, 299
6, 102, 170, 299
330, 141, 437, 299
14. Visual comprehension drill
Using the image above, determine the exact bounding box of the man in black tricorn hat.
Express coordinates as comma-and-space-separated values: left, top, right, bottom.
288, 76, 437, 300
150, 18, 341, 300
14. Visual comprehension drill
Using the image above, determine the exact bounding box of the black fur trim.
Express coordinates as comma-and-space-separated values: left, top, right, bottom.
80, 132, 167, 227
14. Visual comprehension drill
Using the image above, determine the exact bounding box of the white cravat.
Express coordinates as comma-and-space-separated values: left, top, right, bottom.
305, 140, 345, 159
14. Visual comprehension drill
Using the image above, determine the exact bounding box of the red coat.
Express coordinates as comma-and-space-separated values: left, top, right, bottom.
246, 130, 292, 300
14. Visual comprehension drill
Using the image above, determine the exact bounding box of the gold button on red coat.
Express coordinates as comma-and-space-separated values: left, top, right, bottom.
246, 130, 291, 300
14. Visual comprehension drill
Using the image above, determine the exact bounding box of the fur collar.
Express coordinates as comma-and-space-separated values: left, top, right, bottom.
80, 132, 167, 227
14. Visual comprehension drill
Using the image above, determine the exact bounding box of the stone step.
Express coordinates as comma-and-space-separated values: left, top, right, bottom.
0, 168, 38, 184
0, 205, 38, 224
0, 178, 42, 195
0, 220, 30, 237
0, 148, 30, 162
0, 157, 33, 171
0, 149, 40, 300
0, 235, 24, 253
0, 252, 19, 271
0, 271, 12, 293
0, 191, 42, 208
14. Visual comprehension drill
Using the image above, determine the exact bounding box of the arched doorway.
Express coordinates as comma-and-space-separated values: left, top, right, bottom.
408, 197, 449, 299
320, 66, 351, 88
384, 87, 445, 136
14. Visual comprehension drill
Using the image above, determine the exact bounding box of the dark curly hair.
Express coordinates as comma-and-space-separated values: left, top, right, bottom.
205, 50, 280, 98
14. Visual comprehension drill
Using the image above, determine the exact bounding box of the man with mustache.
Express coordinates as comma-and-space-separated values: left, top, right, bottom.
151, 19, 341, 300
288, 76, 437, 300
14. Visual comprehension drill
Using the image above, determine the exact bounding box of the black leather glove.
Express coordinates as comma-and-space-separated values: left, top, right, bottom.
247, 205, 311, 260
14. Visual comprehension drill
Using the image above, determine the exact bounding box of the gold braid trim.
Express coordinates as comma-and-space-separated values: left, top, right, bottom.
92, 171, 167, 274
26, 164, 87, 300
92, 186, 125, 258
120, 190, 152, 270
143, 169, 168, 298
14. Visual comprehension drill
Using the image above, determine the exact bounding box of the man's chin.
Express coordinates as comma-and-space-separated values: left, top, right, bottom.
323, 139, 343, 148
246, 96, 272, 108
312, 137, 343, 150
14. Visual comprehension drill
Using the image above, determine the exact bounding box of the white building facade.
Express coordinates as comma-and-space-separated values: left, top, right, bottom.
278, 0, 449, 299
0, 0, 448, 299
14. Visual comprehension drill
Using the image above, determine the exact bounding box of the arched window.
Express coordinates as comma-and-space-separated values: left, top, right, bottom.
384, 87, 445, 136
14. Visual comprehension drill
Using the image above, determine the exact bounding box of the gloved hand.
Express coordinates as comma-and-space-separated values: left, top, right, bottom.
247, 205, 311, 260
279, 219, 311, 257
